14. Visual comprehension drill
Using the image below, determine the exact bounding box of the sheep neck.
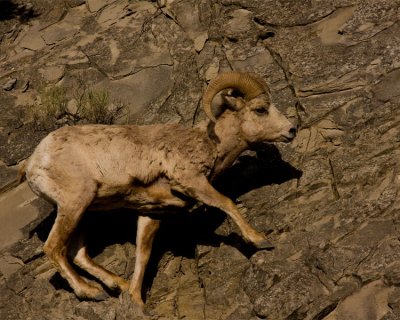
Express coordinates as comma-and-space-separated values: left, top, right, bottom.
211, 112, 248, 179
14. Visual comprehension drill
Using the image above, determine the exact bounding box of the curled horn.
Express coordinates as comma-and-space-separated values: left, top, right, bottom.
202, 72, 269, 122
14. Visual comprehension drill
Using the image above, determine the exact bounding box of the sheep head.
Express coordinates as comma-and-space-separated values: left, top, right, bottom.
202, 72, 297, 144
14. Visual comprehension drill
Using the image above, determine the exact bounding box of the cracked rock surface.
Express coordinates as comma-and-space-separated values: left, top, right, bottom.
1, 0, 400, 319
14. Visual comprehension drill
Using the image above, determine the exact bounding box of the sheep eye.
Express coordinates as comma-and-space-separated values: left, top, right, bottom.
254, 107, 267, 115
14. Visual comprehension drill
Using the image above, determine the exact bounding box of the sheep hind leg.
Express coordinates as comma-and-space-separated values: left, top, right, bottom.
44, 198, 108, 301
70, 229, 129, 292
129, 216, 160, 307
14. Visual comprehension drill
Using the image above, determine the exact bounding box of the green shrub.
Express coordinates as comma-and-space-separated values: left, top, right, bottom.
31, 86, 68, 131
30, 84, 128, 131
77, 88, 126, 125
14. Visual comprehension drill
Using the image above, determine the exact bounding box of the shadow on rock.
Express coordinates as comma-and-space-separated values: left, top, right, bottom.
0, 0, 36, 22
214, 143, 302, 198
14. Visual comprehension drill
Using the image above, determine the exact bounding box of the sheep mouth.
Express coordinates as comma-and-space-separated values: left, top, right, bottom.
280, 134, 295, 142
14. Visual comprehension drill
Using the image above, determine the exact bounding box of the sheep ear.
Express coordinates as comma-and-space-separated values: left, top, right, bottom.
223, 95, 245, 111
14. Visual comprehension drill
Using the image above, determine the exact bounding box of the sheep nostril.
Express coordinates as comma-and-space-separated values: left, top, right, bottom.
289, 127, 297, 136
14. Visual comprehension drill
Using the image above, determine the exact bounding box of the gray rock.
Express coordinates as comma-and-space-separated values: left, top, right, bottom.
0, 254, 24, 282
65, 0, 86, 7
108, 65, 173, 120
8, 234, 44, 263
19, 30, 46, 51
41, 22, 80, 45
3, 78, 17, 91
224, 9, 254, 39
373, 68, 400, 102
87, 0, 114, 13
39, 65, 65, 83
0, 163, 18, 193
0, 183, 40, 250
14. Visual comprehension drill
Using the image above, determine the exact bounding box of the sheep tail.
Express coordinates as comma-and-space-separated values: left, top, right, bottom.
17, 159, 27, 184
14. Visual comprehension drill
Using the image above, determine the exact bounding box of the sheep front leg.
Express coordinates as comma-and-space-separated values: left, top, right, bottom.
129, 216, 160, 306
175, 175, 272, 249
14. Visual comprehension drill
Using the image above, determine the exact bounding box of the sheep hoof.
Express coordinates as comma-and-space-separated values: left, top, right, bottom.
91, 290, 110, 301
254, 239, 274, 250
78, 283, 109, 301
107, 277, 129, 292
119, 291, 145, 315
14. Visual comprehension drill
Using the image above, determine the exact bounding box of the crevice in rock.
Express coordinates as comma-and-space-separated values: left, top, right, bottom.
301, 97, 364, 129
157, 3, 185, 33
257, 30, 275, 40
219, 0, 251, 11
347, 20, 400, 48
80, 49, 109, 78
354, 245, 378, 273
253, 6, 362, 29
191, 98, 202, 126
194, 246, 207, 320
312, 302, 338, 320
109, 63, 174, 81
298, 85, 366, 99
39, 6, 68, 31
328, 157, 340, 200
262, 43, 307, 125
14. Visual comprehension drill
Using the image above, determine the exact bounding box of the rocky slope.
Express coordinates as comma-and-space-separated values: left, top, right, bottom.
0, 0, 400, 319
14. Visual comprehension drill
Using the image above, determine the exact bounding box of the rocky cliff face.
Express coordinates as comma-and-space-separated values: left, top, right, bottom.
0, 0, 400, 319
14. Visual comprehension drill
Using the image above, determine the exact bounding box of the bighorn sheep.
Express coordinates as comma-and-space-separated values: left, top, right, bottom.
23, 72, 297, 306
